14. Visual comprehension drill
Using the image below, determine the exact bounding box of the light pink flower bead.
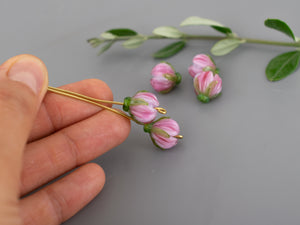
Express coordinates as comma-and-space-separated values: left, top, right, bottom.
127, 91, 159, 124
145, 117, 180, 150
151, 62, 181, 93
188, 54, 217, 78
194, 71, 222, 103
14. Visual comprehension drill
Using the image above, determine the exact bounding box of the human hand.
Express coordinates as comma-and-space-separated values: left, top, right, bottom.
0, 54, 131, 225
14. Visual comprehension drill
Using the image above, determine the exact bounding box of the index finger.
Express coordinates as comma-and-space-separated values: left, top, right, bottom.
29, 79, 114, 142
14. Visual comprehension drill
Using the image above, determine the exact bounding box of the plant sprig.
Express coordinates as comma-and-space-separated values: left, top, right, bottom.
88, 16, 300, 81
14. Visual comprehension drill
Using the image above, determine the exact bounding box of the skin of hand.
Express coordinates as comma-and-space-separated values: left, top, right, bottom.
0, 54, 131, 225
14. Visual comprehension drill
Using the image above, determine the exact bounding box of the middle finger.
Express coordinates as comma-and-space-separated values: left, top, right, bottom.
20, 109, 130, 196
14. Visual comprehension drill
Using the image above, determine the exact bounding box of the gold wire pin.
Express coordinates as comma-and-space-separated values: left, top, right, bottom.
175, 135, 183, 139
47, 86, 132, 120
48, 86, 168, 118
155, 107, 167, 114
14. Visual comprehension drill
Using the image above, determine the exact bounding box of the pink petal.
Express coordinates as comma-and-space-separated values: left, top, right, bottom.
153, 118, 180, 136
151, 133, 178, 149
133, 92, 159, 107
209, 74, 222, 97
151, 63, 175, 77
151, 77, 174, 92
189, 54, 216, 78
197, 71, 214, 93
188, 64, 198, 78
193, 74, 200, 95
130, 105, 157, 123
193, 54, 216, 69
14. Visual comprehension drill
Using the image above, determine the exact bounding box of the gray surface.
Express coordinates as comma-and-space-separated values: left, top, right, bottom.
1, 0, 300, 224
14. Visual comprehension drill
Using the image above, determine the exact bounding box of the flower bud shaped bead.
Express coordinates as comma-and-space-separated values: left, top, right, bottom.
189, 54, 217, 78
144, 117, 181, 150
151, 62, 181, 93
194, 71, 222, 103
123, 91, 159, 124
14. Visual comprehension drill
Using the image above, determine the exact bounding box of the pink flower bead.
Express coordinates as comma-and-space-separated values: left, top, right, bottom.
123, 91, 159, 124
151, 62, 181, 93
188, 54, 217, 78
193, 71, 222, 103
144, 117, 180, 150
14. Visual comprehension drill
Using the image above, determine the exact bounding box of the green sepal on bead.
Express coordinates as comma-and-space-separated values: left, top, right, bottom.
151, 127, 170, 138
160, 61, 182, 85
175, 72, 182, 85
197, 94, 210, 103
131, 98, 148, 106
123, 97, 132, 111
203, 66, 219, 75
143, 123, 153, 133
160, 72, 181, 93
164, 74, 177, 82
203, 66, 213, 72
159, 88, 173, 94
144, 116, 171, 133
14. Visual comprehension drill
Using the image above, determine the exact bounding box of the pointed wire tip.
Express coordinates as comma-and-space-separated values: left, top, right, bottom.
175, 135, 183, 139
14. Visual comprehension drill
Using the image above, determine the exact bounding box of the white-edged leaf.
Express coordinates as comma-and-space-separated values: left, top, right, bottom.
122, 36, 146, 49
180, 16, 224, 27
98, 40, 115, 55
101, 32, 116, 39
211, 38, 245, 56
153, 26, 183, 38
87, 38, 104, 48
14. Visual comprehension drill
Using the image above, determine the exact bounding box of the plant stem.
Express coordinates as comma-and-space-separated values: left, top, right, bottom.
240, 37, 300, 47
101, 34, 300, 48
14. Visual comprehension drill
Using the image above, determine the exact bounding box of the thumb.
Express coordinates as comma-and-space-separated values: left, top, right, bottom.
0, 55, 48, 201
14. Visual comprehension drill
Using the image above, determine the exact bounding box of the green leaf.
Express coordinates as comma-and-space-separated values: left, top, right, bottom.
153, 26, 183, 38
211, 26, 233, 35
98, 40, 115, 55
122, 36, 146, 49
211, 38, 245, 56
180, 16, 232, 35
104, 28, 138, 37
266, 51, 300, 81
153, 41, 186, 59
264, 19, 295, 41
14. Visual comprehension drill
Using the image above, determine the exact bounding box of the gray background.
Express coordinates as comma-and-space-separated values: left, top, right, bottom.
1, 0, 300, 224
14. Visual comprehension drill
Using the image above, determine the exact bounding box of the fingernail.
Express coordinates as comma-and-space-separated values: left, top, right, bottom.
7, 56, 47, 94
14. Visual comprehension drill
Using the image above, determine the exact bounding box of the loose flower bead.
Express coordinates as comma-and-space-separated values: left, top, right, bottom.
194, 71, 222, 103
151, 62, 181, 93
144, 117, 181, 150
123, 91, 159, 124
188, 54, 217, 78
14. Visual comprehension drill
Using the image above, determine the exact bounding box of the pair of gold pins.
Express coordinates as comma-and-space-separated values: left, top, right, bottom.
47, 86, 166, 121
